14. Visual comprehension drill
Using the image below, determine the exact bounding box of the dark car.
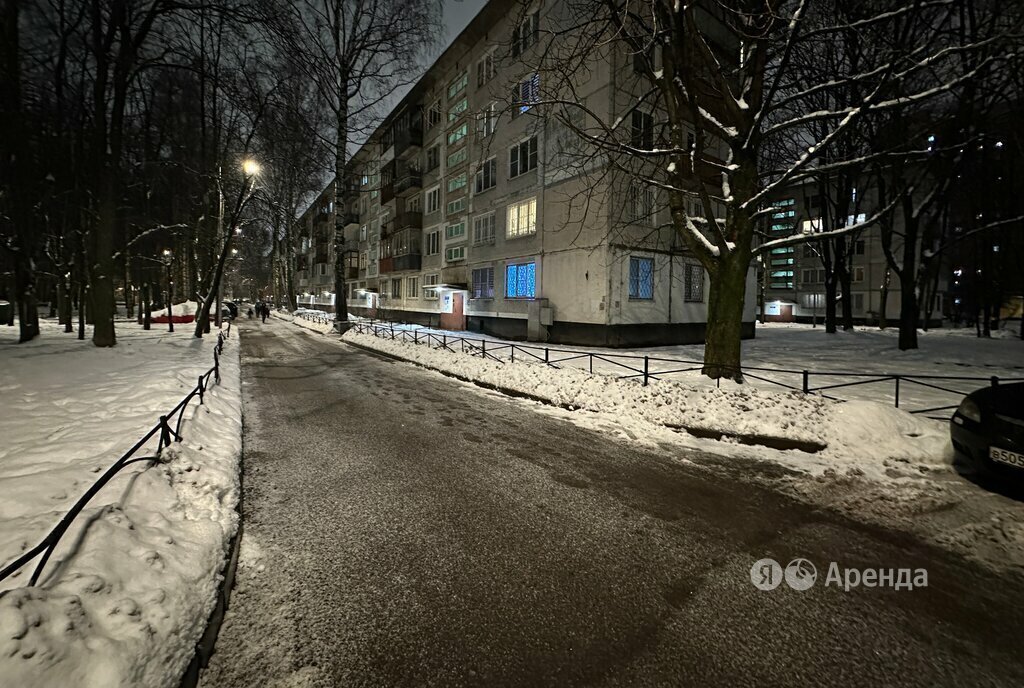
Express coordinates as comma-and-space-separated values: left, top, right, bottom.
951, 382, 1024, 479
223, 301, 239, 318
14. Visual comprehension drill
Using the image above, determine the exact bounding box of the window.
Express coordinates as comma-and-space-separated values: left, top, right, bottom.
477, 51, 496, 86
507, 197, 537, 238
511, 11, 539, 57
802, 293, 825, 309
445, 221, 465, 239
448, 97, 468, 122
855, 239, 865, 255
631, 111, 654, 149
447, 147, 467, 168
427, 101, 442, 129
359, 225, 368, 241
446, 246, 466, 262
479, 101, 498, 137
475, 158, 497, 193
359, 251, 368, 269
425, 186, 441, 214
471, 267, 495, 298
447, 172, 467, 193
446, 198, 466, 215
390, 278, 402, 299
684, 263, 704, 302
509, 136, 538, 178
801, 218, 822, 233
407, 277, 419, 298
853, 266, 865, 282
447, 72, 468, 99
515, 73, 540, 114
473, 212, 496, 244
426, 145, 440, 171
629, 183, 655, 224
425, 230, 440, 255
629, 257, 654, 300
505, 262, 536, 298
423, 274, 439, 299
447, 123, 468, 145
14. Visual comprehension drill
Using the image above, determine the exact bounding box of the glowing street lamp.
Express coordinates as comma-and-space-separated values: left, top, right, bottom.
242, 159, 261, 176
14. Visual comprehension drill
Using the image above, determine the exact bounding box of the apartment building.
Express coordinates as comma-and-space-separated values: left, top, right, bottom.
299, 0, 757, 346
760, 187, 948, 325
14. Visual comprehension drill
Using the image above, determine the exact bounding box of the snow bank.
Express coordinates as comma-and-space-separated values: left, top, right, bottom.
273, 309, 335, 335
0, 322, 242, 688
341, 330, 949, 479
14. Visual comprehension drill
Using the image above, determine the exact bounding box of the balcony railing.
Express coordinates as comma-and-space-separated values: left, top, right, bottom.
394, 172, 422, 196
394, 125, 423, 157
383, 211, 422, 235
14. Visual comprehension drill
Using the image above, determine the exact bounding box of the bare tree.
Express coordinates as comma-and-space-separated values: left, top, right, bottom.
532, 0, 1021, 378
259, 0, 442, 326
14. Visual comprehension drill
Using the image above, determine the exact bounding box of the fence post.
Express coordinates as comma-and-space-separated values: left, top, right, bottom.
894, 375, 900, 408
443, 334, 447, 349
589, 354, 593, 374
198, 376, 205, 405
159, 416, 170, 450
545, 348, 550, 366
991, 376, 1000, 387
802, 370, 809, 394
643, 356, 649, 386
214, 348, 220, 383
482, 340, 486, 358
414, 331, 419, 345
511, 345, 515, 363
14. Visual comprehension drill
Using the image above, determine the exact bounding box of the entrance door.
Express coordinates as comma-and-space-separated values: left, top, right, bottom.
440, 292, 466, 331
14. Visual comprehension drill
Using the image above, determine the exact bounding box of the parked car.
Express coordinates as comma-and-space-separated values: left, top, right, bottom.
223, 301, 239, 318
951, 382, 1024, 479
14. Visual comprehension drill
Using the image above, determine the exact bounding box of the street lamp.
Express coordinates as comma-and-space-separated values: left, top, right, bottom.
162, 248, 174, 332
242, 159, 261, 177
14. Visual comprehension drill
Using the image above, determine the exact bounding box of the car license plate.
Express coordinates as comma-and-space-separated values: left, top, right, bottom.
989, 446, 1024, 469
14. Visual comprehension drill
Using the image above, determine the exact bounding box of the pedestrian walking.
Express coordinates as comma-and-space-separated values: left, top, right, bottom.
261, 303, 268, 323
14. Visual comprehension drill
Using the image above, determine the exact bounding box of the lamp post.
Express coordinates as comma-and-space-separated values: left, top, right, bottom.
162, 249, 174, 332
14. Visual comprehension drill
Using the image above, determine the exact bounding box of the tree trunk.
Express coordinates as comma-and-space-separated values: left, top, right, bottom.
824, 277, 838, 334
702, 251, 748, 381
90, 186, 118, 346
897, 276, 919, 349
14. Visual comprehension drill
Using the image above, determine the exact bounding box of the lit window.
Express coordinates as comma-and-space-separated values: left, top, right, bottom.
629, 257, 654, 300
505, 262, 536, 298
507, 197, 537, 238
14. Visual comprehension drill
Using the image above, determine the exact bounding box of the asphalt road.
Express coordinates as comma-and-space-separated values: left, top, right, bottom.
202, 319, 1024, 688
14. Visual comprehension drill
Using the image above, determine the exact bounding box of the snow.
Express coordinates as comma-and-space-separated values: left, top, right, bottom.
0, 320, 242, 688
271, 309, 335, 334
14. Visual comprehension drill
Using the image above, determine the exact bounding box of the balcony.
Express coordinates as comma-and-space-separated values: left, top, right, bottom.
394, 171, 422, 197
378, 227, 422, 274
394, 126, 423, 158
343, 211, 360, 227
383, 211, 422, 235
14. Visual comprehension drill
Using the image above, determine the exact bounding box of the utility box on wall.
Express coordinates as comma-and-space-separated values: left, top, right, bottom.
527, 299, 551, 342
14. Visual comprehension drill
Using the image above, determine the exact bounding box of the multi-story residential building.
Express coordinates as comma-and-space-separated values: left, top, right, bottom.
759, 186, 948, 326
299, 0, 757, 346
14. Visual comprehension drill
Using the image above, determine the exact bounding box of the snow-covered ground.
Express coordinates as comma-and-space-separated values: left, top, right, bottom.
0, 320, 242, 688
330, 323, 1024, 574
353, 321, 1024, 417
271, 308, 335, 334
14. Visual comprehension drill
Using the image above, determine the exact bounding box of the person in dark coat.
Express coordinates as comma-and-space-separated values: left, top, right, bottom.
260, 302, 268, 323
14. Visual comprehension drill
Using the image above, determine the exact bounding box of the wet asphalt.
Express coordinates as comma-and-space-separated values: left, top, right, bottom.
201, 320, 1024, 688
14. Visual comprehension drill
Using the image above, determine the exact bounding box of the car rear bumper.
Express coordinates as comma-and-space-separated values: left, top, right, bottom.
951, 419, 1024, 479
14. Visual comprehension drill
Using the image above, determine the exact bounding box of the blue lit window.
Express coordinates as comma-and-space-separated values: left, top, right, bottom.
629, 257, 654, 300
505, 262, 536, 298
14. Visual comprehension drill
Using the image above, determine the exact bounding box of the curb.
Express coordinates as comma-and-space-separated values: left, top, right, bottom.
179, 521, 243, 688
341, 337, 826, 454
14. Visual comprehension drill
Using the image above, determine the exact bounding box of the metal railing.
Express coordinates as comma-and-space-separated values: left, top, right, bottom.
0, 324, 232, 587
295, 310, 332, 325
349, 322, 1022, 419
